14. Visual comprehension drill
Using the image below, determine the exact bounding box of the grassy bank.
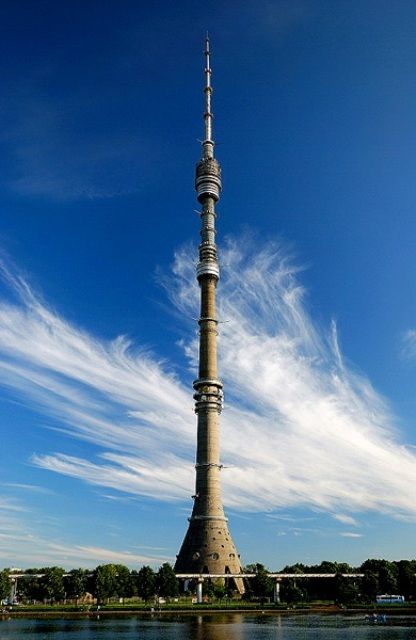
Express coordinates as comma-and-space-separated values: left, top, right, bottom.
3, 602, 416, 617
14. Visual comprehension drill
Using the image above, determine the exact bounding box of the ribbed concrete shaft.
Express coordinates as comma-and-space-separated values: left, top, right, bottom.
174, 38, 243, 593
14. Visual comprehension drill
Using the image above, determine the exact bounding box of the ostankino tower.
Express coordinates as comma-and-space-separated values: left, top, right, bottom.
174, 38, 244, 593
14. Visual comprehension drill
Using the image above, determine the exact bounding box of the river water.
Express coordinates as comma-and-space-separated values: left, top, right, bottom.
1, 613, 416, 639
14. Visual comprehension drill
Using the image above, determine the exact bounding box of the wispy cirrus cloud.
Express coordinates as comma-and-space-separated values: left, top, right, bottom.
0, 531, 168, 568
0, 490, 168, 567
401, 329, 416, 359
0, 490, 166, 569
333, 514, 359, 527
0, 239, 416, 521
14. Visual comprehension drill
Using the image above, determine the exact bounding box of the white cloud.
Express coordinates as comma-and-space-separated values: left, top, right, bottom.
4, 483, 54, 495
0, 241, 416, 522
0, 491, 167, 568
401, 329, 416, 359
0, 533, 167, 568
333, 514, 359, 527
339, 533, 363, 538
46, 544, 168, 566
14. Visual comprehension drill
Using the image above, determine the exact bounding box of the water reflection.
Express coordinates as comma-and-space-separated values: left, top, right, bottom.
194, 613, 245, 640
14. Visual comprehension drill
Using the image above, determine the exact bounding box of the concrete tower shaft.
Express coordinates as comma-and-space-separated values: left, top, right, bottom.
174, 38, 243, 592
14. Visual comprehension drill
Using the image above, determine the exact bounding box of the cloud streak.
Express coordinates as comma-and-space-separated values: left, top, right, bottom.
0, 490, 168, 568
0, 240, 416, 521
401, 329, 416, 360
333, 514, 359, 527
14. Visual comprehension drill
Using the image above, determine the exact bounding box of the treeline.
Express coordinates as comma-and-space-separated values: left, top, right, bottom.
245, 559, 416, 604
0, 563, 179, 605
1, 558, 416, 605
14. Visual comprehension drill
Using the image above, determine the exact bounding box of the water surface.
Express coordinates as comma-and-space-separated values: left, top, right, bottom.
2, 613, 416, 639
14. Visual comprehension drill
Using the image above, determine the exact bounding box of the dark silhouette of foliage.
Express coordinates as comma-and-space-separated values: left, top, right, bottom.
0, 569, 11, 601
39, 567, 65, 602
137, 566, 156, 603
156, 563, 179, 598
64, 568, 87, 601
281, 581, 305, 604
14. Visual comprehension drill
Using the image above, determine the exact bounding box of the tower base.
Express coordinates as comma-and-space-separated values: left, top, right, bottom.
175, 516, 245, 594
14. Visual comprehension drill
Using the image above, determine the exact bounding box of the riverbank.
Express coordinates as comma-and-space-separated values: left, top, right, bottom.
3, 604, 416, 618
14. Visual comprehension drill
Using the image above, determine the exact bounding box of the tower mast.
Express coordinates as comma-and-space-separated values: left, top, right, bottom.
175, 37, 244, 592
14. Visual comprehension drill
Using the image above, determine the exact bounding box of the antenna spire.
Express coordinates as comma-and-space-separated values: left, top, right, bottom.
203, 33, 214, 158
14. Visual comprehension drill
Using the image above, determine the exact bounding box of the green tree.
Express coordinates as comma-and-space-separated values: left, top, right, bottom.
39, 567, 65, 603
130, 570, 139, 597
308, 561, 338, 601
334, 574, 360, 605
137, 566, 156, 603
0, 569, 11, 602
19, 573, 42, 603
316, 561, 338, 573
114, 564, 133, 601
379, 562, 398, 594
281, 581, 305, 605
397, 560, 416, 600
250, 564, 273, 602
93, 564, 119, 604
361, 571, 379, 602
361, 559, 398, 595
337, 562, 354, 574
64, 569, 87, 603
281, 563, 306, 574
212, 580, 226, 602
156, 563, 179, 599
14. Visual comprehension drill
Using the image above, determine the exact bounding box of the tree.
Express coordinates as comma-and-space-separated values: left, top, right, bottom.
64, 569, 87, 603
397, 560, 416, 600
39, 567, 65, 603
361, 571, 379, 603
114, 564, 133, 601
212, 580, 226, 602
156, 563, 179, 599
361, 559, 398, 595
281, 581, 305, 605
281, 563, 307, 574
250, 564, 273, 602
316, 561, 338, 573
137, 566, 156, 603
308, 561, 338, 601
0, 569, 11, 602
19, 572, 42, 603
379, 562, 398, 594
337, 562, 355, 574
93, 564, 119, 604
334, 574, 360, 605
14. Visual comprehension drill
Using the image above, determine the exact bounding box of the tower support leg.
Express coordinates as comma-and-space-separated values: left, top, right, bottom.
196, 579, 204, 604
273, 580, 281, 604
10, 578, 17, 603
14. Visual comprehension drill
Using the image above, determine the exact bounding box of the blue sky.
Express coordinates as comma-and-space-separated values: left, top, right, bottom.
1, 0, 416, 570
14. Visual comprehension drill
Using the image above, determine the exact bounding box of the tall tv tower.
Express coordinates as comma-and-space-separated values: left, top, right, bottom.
174, 37, 244, 592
